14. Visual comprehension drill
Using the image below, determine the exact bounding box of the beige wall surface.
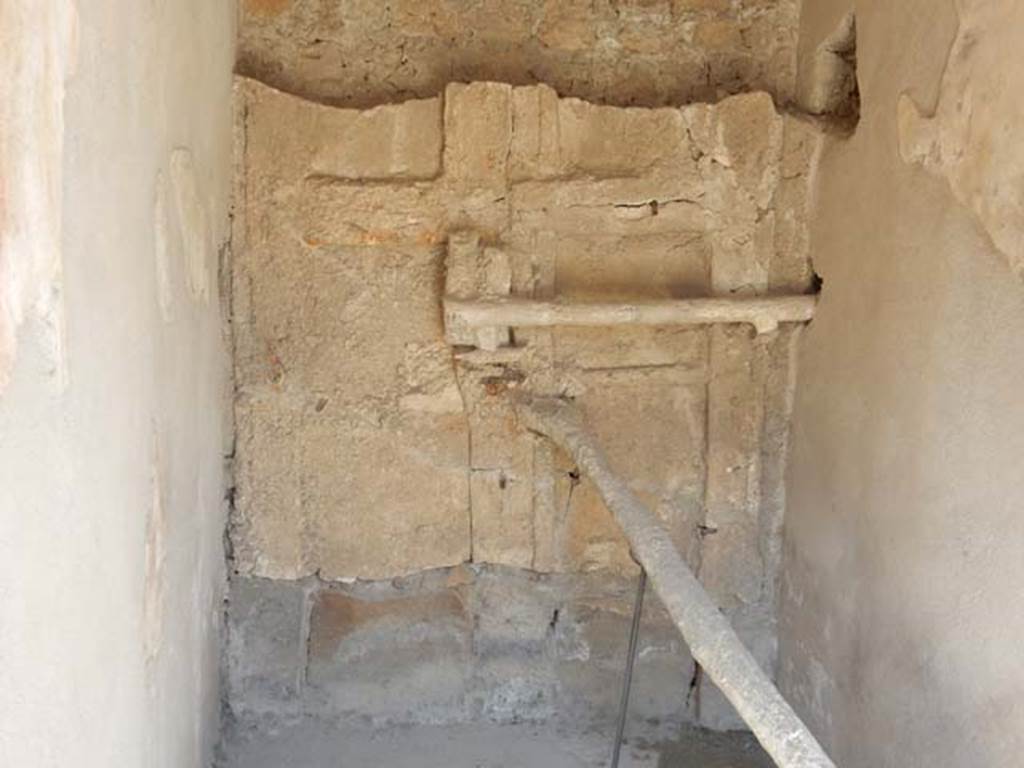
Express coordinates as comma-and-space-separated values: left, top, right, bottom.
780, 1, 1024, 765
0, 2, 235, 767
231, 77, 818, 727
233, 0, 817, 733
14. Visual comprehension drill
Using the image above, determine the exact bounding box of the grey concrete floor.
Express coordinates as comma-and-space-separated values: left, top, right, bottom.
218, 720, 774, 768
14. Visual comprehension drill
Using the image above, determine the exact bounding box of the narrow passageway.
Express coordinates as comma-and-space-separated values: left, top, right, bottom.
4, 2, 1024, 768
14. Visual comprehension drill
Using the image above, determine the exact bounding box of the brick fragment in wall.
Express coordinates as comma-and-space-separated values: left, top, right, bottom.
231, 78, 819, 592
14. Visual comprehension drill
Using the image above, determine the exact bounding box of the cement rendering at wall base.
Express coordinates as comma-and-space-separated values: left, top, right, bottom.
227, 566, 698, 729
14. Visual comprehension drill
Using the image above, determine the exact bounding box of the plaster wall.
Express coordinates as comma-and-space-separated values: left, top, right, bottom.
0, 2, 235, 767
780, 1, 1024, 765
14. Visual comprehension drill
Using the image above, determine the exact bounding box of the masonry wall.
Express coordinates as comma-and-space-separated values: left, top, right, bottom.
0, 3, 235, 767
228, 73, 818, 730
238, 0, 800, 109
779, 1, 1024, 765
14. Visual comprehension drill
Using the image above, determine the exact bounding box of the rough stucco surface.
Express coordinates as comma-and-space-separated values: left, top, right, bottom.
0, 3, 234, 767
780, 1, 1024, 765
237, 0, 799, 109
231, 76, 818, 727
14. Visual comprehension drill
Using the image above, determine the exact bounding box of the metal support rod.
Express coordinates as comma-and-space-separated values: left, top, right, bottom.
516, 394, 837, 768
611, 566, 647, 768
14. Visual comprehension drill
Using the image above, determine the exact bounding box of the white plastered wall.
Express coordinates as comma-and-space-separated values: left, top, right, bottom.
0, 2, 235, 766
780, 2, 1024, 765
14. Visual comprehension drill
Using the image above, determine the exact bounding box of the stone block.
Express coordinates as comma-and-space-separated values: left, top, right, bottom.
672, 0, 731, 11
307, 586, 473, 723
468, 567, 562, 721
771, 116, 821, 292
471, 567, 560, 657
232, 401, 306, 578
551, 232, 710, 300
471, 657, 560, 722
310, 97, 442, 181
470, 469, 535, 569
555, 98, 689, 178
232, 251, 317, 394
241, 78, 441, 183
299, 180, 446, 248
454, 358, 537, 568
306, 412, 470, 581
233, 240, 471, 580
278, 246, 448, 402
562, 478, 636, 574
683, 93, 783, 210
554, 574, 694, 726
444, 83, 512, 187
701, 325, 766, 611
692, 19, 744, 50
398, 341, 466, 415
577, 374, 704, 561
443, 231, 512, 349
226, 577, 308, 713
509, 85, 562, 181
226, 566, 702, 731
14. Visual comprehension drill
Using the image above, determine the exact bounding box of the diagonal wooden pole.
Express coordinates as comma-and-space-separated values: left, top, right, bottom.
516, 394, 837, 768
